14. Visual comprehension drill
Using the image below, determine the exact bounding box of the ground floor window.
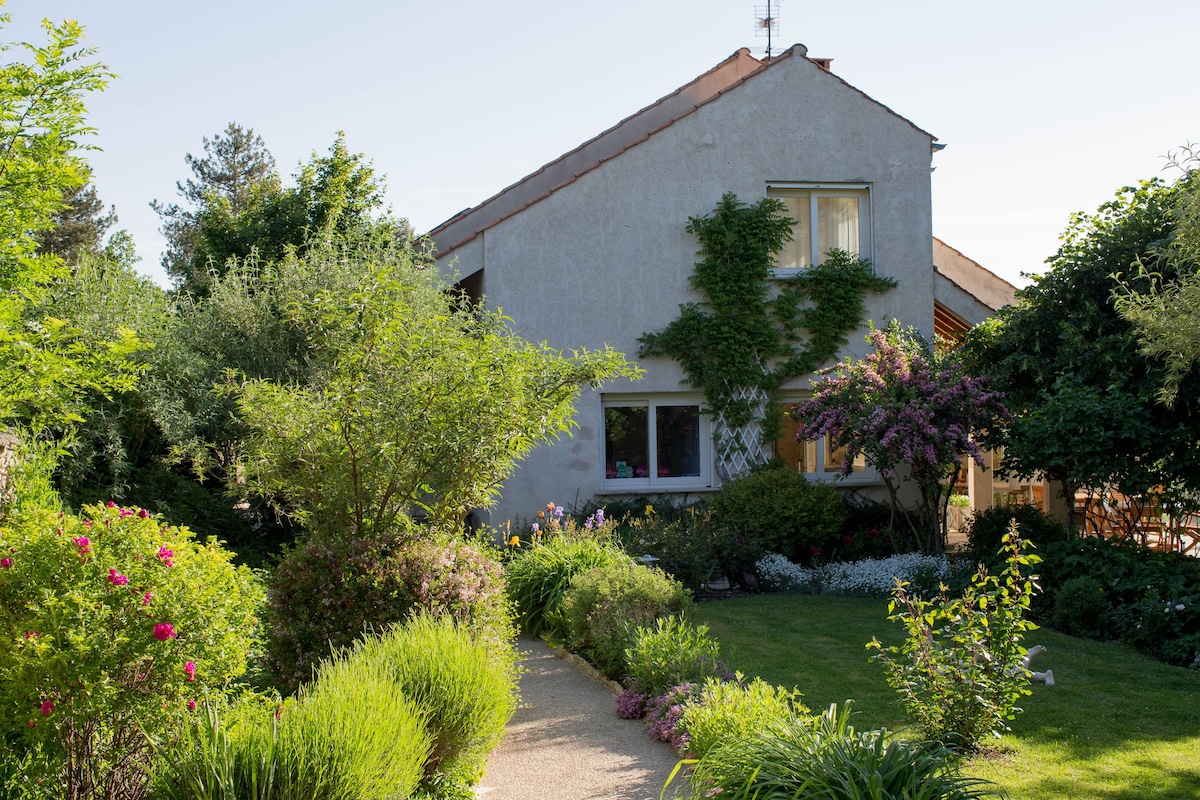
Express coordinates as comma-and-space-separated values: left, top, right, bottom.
775, 404, 871, 480
602, 396, 712, 490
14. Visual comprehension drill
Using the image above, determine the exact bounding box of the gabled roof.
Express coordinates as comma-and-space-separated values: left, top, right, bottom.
428, 44, 936, 259
932, 237, 1017, 313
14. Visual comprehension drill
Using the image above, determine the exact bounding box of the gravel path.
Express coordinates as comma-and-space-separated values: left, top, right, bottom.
476, 637, 688, 800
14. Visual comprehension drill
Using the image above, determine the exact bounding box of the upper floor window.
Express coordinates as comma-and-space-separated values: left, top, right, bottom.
768, 184, 871, 276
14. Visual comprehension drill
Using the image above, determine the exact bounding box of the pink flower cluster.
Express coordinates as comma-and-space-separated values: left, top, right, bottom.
153, 623, 177, 641
107, 569, 129, 586
73, 536, 91, 556
184, 661, 196, 682
157, 546, 174, 568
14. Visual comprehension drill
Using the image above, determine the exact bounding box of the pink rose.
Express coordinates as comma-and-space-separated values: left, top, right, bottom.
40, 699, 53, 717
187, 699, 197, 711
0, 557, 10, 568
73, 536, 91, 555
142, 591, 152, 606
184, 661, 197, 682
157, 546, 174, 568
108, 569, 129, 586
153, 623, 177, 641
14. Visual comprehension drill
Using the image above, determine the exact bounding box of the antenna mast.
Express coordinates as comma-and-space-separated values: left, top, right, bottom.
755, 1, 780, 59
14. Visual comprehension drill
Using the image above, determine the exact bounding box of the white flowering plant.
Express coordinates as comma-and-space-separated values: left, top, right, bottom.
755, 552, 960, 598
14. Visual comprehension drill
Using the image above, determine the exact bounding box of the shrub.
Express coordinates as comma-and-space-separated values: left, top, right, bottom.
264, 522, 510, 694
556, 563, 691, 678
504, 533, 631, 638
1038, 536, 1200, 665
615, 504, 725, 591
706, 463, 847, 574
0, 502, 263, 800
625, 616, 726, 696
755, 552, 959, 598
1051, 576, 1111, 638
682, 703, 1003, 800
966, 503, 1067, 568
356, 613, 519, 788
275, 645, 431, 800
680, 676, 808, 759
869, 524, 1040, 750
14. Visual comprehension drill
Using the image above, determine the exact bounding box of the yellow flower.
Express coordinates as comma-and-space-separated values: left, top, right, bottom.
508, 536, 521, 547
537, 510, 546, 520
645, 504, 655, 516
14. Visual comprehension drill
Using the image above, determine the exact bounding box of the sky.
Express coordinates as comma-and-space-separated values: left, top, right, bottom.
6, 0, 1200, 289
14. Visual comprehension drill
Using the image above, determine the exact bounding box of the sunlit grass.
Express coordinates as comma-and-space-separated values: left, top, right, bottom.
693, 593, 1200, 800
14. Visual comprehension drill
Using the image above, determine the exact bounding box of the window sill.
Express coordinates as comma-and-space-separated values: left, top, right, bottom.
596, 484, 716, 495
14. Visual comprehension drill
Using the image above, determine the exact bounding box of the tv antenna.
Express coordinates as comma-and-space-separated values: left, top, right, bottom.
755, 1, 781, 58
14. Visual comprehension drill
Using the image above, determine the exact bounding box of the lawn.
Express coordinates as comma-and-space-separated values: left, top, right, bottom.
692, 593, 1200, 800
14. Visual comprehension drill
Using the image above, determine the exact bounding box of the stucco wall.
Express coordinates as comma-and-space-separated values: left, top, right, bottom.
437, 51, 936, 527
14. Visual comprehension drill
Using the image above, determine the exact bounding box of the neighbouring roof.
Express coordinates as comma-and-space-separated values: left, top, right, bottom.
428, 44, 936, 259
932, 237, 1017, 313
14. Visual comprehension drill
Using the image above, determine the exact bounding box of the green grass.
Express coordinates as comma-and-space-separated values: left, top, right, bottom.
693, 594, 1200, 800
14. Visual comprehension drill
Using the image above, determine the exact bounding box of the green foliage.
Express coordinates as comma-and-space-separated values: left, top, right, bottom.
679, 675, 809, 759
965, 503, 1067, 570
614, 502, 724, 590
1114, 146, 1200, 403
153, 125, 402, 298
1050, 576, 1110, 639
0, 501, 263, 798
263, 521, 511, 694
149, 698, 281, 800
503, 530, 632, 638
0, 5, 146, 458
706, 462, 847, 572
229, 238, 639, 534
624, 615, 724, 696
639, 193, 893, 449
154, 615, 516, 800
275, 647, 430, 800
555, 563, 691, 678
354, 613, 519, 787
0, 5, 111, 269
1037, 536, 1200, 665
36, 183, 118, 262
684, 703, 1002, 800
963, 173, 1200, 513
869, 525, 1040, 749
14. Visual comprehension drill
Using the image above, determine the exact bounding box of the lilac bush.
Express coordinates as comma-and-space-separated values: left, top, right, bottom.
794, 321, 1008, 552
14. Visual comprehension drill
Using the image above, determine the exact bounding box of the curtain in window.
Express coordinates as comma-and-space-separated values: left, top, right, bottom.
817, 196, 859, 257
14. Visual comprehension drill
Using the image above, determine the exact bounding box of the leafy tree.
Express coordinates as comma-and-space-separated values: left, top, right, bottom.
1114, 148, 1200, 403
0, 4, 140, 450
963, 175, 1200, 529
794, 321, 1008, 552
154, 127, 407, 297
229, 237, 639, 534
35, 183, 117, 261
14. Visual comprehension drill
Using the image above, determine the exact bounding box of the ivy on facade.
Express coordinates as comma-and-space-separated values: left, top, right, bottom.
638, 192, 895, 460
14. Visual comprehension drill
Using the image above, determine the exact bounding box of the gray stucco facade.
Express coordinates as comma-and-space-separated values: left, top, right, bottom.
430, 45, 994, 527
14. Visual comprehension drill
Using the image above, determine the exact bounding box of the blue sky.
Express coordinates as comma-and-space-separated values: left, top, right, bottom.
6, 0, 1200, 287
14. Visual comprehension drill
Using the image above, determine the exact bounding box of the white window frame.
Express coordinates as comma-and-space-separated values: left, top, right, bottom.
767, 183, 873, 279
599, 395, 713, 492
775, 398, 879, 486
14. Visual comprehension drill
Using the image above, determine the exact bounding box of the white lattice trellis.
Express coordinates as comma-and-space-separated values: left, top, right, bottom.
712, 384, 771, 482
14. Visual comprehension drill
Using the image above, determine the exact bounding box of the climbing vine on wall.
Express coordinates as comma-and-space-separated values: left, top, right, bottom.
638, 191, 895, 449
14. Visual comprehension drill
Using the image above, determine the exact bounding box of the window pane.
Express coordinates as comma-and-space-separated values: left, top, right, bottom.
776, 194, 812, 269
817, 196, 859, 258
605, 406, 648, 479
655, 405, 701, 477
825, 439, 865, 473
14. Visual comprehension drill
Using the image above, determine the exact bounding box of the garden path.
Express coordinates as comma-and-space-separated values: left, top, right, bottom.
476, 637, 687, 800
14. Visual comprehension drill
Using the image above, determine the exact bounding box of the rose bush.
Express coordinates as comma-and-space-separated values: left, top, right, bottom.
0, 501, 263, 799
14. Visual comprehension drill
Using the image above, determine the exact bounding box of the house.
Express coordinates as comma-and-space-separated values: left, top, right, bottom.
428, 44, 1016, 527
